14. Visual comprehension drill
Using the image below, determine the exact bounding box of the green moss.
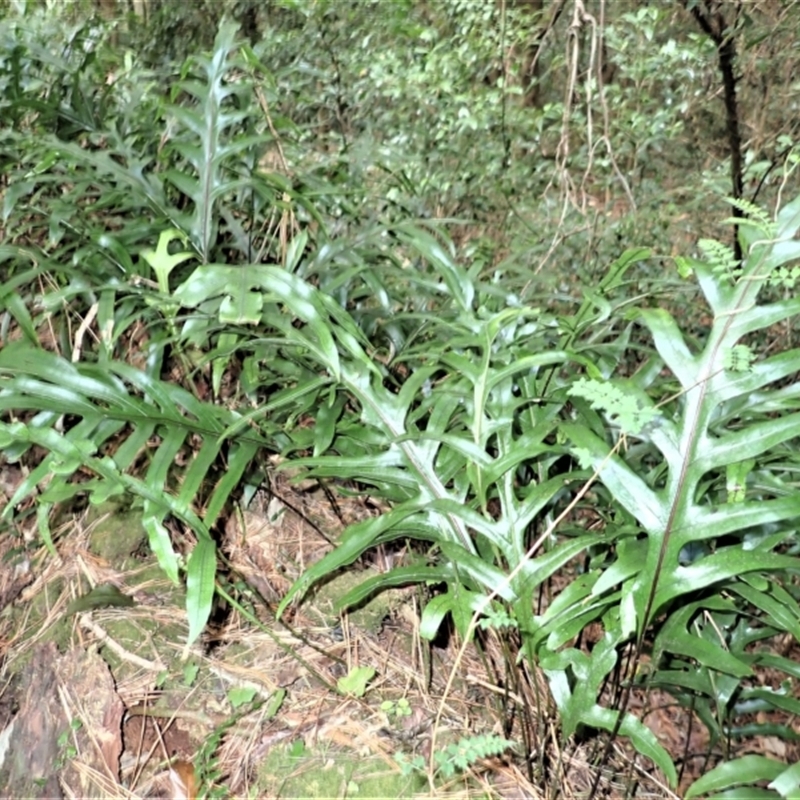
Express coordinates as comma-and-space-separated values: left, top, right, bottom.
17, 578, 74, 660
310, 567, 409, 633
86, 500, 147, 566
255, 742, 426, 799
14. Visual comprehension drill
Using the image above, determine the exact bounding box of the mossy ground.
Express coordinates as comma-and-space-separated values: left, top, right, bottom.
255, 741, 427, 799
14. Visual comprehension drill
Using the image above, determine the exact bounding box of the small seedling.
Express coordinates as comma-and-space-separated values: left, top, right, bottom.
478, 604, 517, 631
227, 685, 257, 709
288, 739, 306, 758
434, 734, 514, 779
380, 697, 412, 719
183, 661, 200, 686
337, 666, 375, 697
395, 752, 425, 777
56, 719, 82, 768
395, 733, 514, 781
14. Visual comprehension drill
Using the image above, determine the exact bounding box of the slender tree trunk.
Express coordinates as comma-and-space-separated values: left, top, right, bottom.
684, 0, 745, 261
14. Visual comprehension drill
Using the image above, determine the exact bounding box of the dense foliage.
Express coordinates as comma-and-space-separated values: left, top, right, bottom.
1, 1, 800, 796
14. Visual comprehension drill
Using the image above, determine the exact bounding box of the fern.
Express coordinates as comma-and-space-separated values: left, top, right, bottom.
767, 264, 800, 289
569, 377, 659, 436
434, 734, 515, 779
563, 194, 800, 799
0, 346, 274, 643
723, 343, 754, 372
478, 603, 517, 631
698, 237, 740, 281
724, 195, 777, 237
194, 694, 269, 799
0, 24, 291, 646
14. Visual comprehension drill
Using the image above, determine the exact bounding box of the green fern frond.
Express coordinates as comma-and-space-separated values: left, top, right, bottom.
569, 377, 658, 436
768, 264, 800, 289
434, 734, 514, 778
724, 196, 776, 237
0, 344, 273, 645
698, 238, 740, 281
478, 604, 517, 630
723, 343, 754, 372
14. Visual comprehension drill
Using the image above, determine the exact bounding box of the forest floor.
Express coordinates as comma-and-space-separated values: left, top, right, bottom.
0, 462, 798, 799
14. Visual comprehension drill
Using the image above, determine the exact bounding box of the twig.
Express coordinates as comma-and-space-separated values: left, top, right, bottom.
79, 615, 166, 672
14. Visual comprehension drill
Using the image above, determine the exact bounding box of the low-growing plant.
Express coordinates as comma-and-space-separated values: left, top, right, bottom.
434, 733, 515, 780
381, 697, 412, 720
0, 20, 374, 642
395, 732, 514, 784
560, 198, 800, 796
2, 13, 800, 797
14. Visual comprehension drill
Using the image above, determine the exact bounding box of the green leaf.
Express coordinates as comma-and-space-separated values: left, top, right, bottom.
65, 583, 136, 615
205, 440, 259, 527
1, 290, 39, 345
438, 541, 516, 601
143, 517, 181, 586
36, 502, 56, 556
186, 537, 216, 646
174, 265, 342, 379
586, 704, 677, 789
284, 230, 308, 273
140, 228, 194, 295
313, 391, 345, 456
395, 223, 474, 311
276, 502, 437, 619
228, 686, 258, 709
334, 564, 448, 612
652, 547, 800, 615
178, 436, 223, 515
569, 378, 659, 435
730, 581, 800, 641
769, 761, 800, 799
337, 666, 375, 697
541, 636, 617, 737
420, 593, 454, 641
686, 756, 787, 799
220, 289, 263, 325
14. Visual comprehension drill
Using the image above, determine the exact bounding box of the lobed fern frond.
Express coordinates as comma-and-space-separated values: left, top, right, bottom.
0, 343, 273, 643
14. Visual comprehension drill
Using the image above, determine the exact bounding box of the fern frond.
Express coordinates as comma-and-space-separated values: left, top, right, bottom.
723, 343, 754, 372
724, 195, 776, 237
698, 237, 740, 281
0, 343, 273, 644
435, 734, 514, 778
768, 264, 800, 290
569, 377, 659, 436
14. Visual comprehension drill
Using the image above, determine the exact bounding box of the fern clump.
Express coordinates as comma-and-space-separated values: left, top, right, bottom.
564, 195, 800, 798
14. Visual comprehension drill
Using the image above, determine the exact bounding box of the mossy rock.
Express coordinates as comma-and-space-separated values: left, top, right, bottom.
255, 742, 426, 798
310, 567, 410, 633
86, 500, 147, 566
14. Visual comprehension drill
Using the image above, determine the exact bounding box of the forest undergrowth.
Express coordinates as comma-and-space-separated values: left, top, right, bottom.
1, 5, 800, 798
